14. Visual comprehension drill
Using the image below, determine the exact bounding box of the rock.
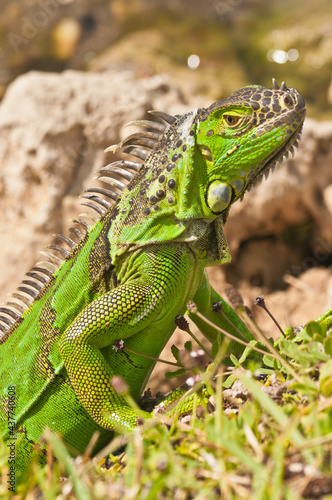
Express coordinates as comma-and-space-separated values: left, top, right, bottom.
223, 238, 306, 290
207, 266, 332, 338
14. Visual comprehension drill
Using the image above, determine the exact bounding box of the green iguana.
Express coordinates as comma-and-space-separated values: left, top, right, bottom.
0, 79, 306, 475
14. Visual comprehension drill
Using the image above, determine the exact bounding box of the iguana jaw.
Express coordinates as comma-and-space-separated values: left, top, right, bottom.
245, 120, 304, 192
204, 118, 305, 216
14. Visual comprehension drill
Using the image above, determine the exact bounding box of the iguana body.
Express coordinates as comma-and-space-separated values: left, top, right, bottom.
0, 79, 306, 474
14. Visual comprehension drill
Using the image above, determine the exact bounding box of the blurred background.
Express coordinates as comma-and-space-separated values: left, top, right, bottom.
0, 0, 332, 115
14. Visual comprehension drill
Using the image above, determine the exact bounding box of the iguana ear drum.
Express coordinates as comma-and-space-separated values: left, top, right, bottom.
205, 180, 232, 214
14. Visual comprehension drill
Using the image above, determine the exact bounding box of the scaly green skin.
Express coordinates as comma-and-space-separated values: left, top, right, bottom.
0, 80, 306, 475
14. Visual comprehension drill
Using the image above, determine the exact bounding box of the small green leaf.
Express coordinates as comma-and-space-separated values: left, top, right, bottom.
295, 329, 311, 342
320, 378, 332, 398
184, 341, 192, 352
307, 341, 329, 362
258, 368, 275, 375
324, 336, 332, 355
223, 374, 236, 388
171, 344, 180, 361
279, 340, 301, 359
312, 332, 325, 344
305, 321, 323, 338
229, 354, 239, 367
238, 341, 257, 363
279, 340, 318, 365
319, 358, 332, 396
263, 354, 280, 369
319, 321, 328, 336
284, 326, 295, 338
165, 368, 186, 379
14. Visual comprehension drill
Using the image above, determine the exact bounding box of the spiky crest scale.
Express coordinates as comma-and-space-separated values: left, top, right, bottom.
0, 114, 171, 335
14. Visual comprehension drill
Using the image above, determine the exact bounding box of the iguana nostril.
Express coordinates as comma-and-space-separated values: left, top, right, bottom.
283, 94, 293, 106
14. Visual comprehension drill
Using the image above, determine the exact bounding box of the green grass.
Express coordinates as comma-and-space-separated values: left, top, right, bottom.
1, 301, 332, 499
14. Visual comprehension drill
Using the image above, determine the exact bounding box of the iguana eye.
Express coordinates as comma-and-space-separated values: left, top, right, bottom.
223, 114, 242, 127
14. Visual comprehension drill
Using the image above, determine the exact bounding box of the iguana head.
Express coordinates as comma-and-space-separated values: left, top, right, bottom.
90, 79, 305, 260
194, 78, 306, 216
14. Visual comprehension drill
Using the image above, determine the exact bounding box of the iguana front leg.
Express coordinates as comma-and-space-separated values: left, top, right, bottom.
58, 244, 203, 432
58, 281, 156, 432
